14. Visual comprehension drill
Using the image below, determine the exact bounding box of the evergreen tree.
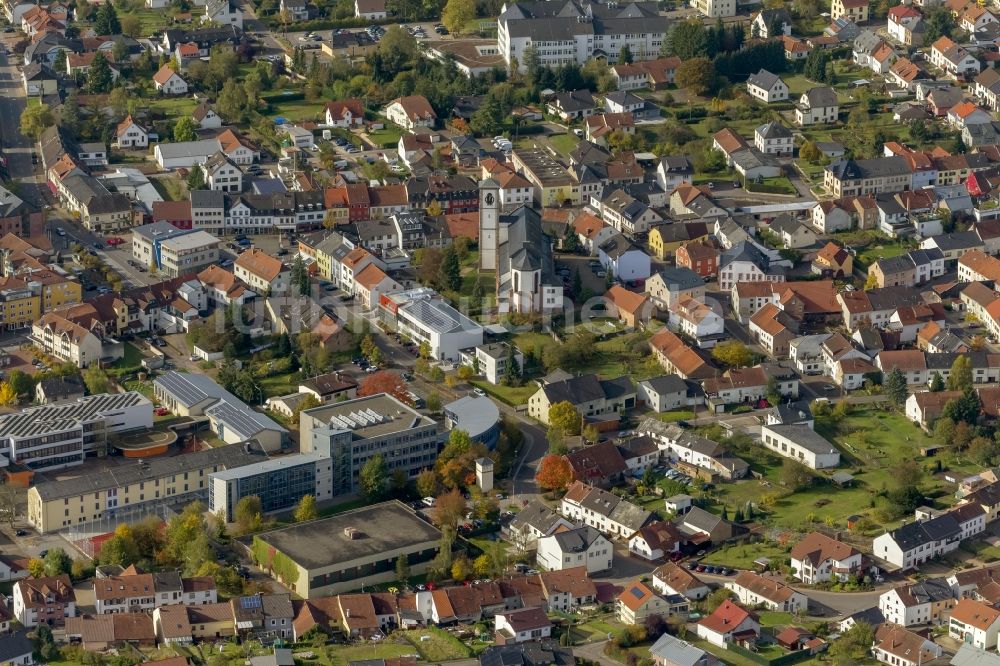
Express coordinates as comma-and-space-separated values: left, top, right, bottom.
95, 2, 121, 35
61, 92, 81, 136
502, 346, 521, 386
884, 368, 908, 408
439, 246, 461, 292
930, 372, 945, 392
943, 385, 981, 425
87, 53, 114, 93
618, 45, 633, 64
186, 165, 205, 190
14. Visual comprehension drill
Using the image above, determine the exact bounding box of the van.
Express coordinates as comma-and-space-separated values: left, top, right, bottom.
422, 497, 436, 507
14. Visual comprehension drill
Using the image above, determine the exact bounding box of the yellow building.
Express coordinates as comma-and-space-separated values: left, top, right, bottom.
0, 277, 40, 330
647, 222, 710, 261
30, 270, 82, 311
511, 149, 580, 207
27, 445, 262, 533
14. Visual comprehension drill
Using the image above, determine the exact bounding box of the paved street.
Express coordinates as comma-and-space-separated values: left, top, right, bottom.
0, 45, 44, 211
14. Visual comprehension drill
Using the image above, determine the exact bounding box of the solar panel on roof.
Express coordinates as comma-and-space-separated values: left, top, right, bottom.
240, 595, 261, 609
630, 586, 644, 598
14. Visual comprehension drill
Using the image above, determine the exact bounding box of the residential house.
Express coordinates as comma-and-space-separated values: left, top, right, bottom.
153, 64, 188, 94
536, 527, 612, 574
725, 571, 807, 613
13, 575, 77, 627
618, 581, 681, 626
795, 87, 840, 126
652, 563, 710, 601
695, 600, 760, 648
384, 96, 437, 130
746, 70, 788, 103
790, 532, 864, 584
948, 598, 1000, 649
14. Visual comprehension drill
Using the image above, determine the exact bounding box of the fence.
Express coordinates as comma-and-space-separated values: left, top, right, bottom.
728, 644, 813, 666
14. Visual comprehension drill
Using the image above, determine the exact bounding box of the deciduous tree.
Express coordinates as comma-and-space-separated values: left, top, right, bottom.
357, 370, 410, 403
778, 459, 813, 490
173, 116, 198, 143
19, 104, 54, 140
548, 401, 581, 436
83, 365, 110, 395
536, 454, 573, 492
293, 494, 318, 522
360, 453, 388, 501
676, 57, 715, 96
0, 382, 17, 406
442, 0, 475, 34
947, 355, 973, 391
712, 340, 752, 368
432, 488, 466, 530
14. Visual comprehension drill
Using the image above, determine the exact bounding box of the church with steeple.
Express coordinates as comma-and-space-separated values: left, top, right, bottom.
478, 178, 564, 313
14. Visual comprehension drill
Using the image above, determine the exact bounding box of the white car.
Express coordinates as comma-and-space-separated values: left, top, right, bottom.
473, 387, 487, 397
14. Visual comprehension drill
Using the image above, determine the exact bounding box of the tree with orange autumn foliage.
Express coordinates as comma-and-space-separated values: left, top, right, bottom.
536, 455, 574, 492
357, 370, 410, 404
432, 488, 467, 530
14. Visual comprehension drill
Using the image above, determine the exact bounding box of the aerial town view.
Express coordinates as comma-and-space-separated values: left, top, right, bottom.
8, 0, 1000, 664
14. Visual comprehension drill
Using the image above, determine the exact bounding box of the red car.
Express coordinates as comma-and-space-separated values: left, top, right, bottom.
106, 237, 124, 246
154, 407, 169, 416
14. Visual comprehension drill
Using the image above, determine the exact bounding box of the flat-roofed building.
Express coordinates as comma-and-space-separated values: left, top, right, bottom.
511, 149, 579, 207
157, 231, 221, 278
760, 423, 840, 469
245, 500, 441, 598
209, 453, 333, 522
27, 444, 265, 533
379, 288, 484, 361
299, 393, 442, 497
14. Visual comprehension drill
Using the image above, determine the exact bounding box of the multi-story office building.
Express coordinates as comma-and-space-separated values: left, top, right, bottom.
299, 394, 442, 497
27, 443, 264, 533
498, 0, 669, 71
0, 392, 151, 472
157, 231, 221, 278
379, 288, 484, 361
209, 453, 333, 521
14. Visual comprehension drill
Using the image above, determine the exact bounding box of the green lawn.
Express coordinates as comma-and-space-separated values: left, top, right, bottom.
405, 628, 472, 661
657, 409, 696, 423
854, 239, 911, 270
367, 126, 405, 148
322, 643, 421, 666
318, 497, 369, 517
702, 542, 790, 570
746, 175, 797, 196
268, 99, 329, 123
108, 341, 144, 375
548, 133, 579, 156
258, 370, 302, 398
704, 409, 958, 531
149, 96, 198, 120
470, 378, 536, 407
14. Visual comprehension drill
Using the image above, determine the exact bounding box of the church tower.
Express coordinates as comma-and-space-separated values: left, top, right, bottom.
479, 178, 500, 271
